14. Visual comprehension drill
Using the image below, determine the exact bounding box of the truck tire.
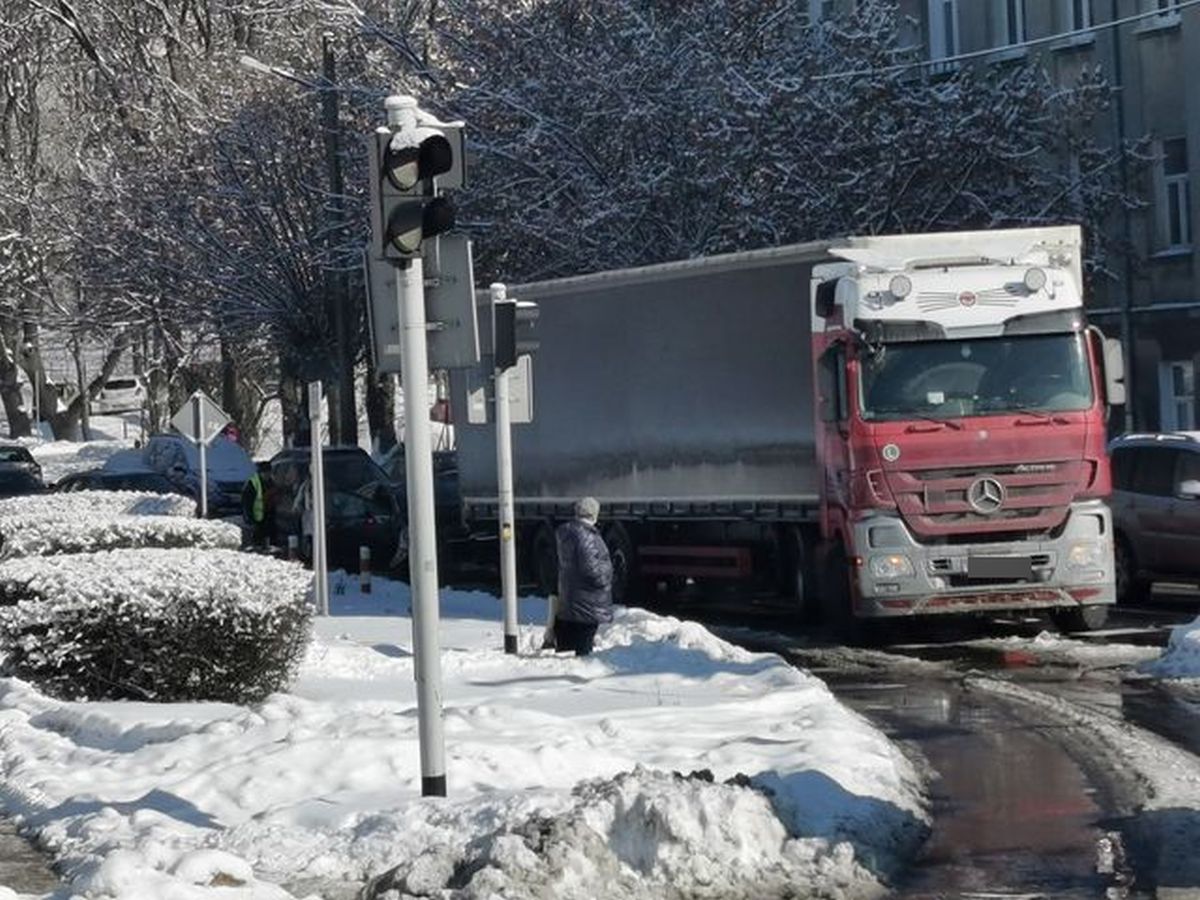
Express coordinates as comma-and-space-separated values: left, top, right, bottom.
1114, 536, 1148, 605
602, 522, 637, 606
782, 526, 819, 624
1052, 604, 1109, 633
819, 543, 864, 644
532, 524, 559, 597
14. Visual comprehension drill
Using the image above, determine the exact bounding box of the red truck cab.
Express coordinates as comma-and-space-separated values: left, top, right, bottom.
811, 226, 1125, 633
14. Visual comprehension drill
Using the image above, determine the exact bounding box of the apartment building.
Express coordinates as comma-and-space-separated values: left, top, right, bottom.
822, 0, 1199, 431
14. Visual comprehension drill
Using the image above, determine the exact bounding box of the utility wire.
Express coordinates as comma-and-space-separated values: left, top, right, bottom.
814, 0, 1200, 81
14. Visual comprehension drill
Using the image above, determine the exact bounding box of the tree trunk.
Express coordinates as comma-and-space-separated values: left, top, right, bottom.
0, 330, 31, 439
365, 361, 397, 454
50, 333, 131, 440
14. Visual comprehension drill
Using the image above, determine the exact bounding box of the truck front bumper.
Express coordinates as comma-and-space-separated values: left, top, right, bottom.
850, 500, 1115, 618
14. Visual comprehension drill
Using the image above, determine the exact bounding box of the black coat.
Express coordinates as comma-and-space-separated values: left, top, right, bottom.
555, 519, 614, 624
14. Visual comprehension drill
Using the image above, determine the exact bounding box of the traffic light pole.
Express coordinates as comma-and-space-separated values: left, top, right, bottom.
491, 284, 520, 654
308, 381, 330, 617
397, 256, 447, 797
192, 395, 208, 519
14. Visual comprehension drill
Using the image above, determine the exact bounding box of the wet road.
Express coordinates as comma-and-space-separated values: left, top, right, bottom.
642, 586, 1200, 900
830, 675, 1126, 898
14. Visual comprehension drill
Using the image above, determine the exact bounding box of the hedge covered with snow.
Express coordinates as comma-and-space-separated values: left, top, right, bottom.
0, 548, 313, 702
0, 490, 195, 521
0, 512, 239, 560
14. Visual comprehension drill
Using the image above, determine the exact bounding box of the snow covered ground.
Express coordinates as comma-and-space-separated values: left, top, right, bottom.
0, 572, 929, 899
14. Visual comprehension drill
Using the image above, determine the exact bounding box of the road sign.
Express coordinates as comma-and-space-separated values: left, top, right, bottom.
465, 355, 533, 425
170, 391, 230, 445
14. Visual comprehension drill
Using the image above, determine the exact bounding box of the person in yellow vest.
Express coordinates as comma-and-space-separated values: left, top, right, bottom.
241, 462, 272, 549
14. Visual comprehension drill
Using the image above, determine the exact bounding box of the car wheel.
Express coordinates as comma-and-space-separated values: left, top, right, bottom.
1114, 536, 1148, 605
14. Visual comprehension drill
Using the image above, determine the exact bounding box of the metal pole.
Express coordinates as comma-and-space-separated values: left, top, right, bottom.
1110, 0, 1137, 432
492, 283, 520, 655
193, 396, 209, 519
309, 381, 330, 617
397, 254, 447, 797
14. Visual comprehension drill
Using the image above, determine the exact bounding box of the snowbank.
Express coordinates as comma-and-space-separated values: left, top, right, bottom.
0, 573, 927, 899
0, 511, 238, 559
0, 489, 196, 521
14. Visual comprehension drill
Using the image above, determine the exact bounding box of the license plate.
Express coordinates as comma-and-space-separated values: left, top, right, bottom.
967, 556, 1032, 580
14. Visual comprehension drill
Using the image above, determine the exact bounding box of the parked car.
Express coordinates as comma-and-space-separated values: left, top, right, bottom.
0, 444, 45, 497
54, 468, 187, 497
377, 443, 461, 526
1109, 431, 1200, 603
268, 446, 404, 569
103, 433, 254, 517
91, 376, 147, 414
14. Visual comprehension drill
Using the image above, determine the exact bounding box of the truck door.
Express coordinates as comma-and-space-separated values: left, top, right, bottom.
817, 342, 851, 533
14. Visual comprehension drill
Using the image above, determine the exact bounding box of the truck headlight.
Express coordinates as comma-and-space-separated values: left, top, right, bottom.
869, 554, 914, 578
1067, 542, 1107, 569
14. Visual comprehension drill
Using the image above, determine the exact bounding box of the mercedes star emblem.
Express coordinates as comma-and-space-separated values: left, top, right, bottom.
967, 476, 1005, 514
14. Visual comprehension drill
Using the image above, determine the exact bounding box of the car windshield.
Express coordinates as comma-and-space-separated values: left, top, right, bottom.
326, 455, 388, 490
859, 332, 1094, 422
0, 447, 34, 463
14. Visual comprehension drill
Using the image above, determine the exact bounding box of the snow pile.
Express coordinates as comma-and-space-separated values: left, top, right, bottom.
0, 548, 312, 701
365, 767, 875, 900
0, 488, 196, 520
0, 510, 238, 559
968, 630, 1160, 669
1139, 616, 1200, 682
0, 575, 927, 899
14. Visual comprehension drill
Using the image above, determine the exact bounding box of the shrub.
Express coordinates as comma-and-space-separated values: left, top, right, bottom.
0, 490, 196, 520
0, 513, 239, 560
0, 548, 313, 702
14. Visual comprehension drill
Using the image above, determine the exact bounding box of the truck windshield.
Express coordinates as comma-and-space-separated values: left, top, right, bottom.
859, 332, 1093, 421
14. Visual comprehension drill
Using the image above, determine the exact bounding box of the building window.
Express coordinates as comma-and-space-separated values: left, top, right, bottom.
1159, 360, 1196, 431
1158, 137, 1193, 250
989, 0, 1026, 46
1146, 0, 1181, 12
810, 0, 837, 21
1058, 0, 1092, 30
928, 0, 959, 59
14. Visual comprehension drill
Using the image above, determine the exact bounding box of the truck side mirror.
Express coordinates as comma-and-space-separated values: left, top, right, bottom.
814, 280, 837, 319
1101, 335, 1126, 406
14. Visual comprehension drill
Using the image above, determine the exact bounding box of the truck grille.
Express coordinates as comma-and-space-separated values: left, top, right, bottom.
889, 460, 1084, 538
916, 288, 1021, 313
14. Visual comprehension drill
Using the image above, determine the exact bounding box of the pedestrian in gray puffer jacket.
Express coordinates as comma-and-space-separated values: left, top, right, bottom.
553, 497, 613, 656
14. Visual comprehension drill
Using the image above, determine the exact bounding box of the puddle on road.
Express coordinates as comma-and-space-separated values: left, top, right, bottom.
832, 677, 1125, 899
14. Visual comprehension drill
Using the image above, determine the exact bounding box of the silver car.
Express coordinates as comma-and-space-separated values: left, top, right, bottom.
1109, 432, 1200, 603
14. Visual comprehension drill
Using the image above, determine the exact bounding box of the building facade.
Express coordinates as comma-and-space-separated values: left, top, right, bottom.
822, 0, 1200, 433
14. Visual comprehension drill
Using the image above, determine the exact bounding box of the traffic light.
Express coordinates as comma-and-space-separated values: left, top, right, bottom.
367, 99, 462, 261
493, 299, 539, 371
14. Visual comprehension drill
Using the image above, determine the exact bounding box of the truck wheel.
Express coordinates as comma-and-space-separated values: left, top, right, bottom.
784, 527, 818, 624
1052, 604, 1109, 633
819, 544, 864, 644
532, 524, 558, 597
1114, 536, 1148, 605
602, 522, 637, 606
